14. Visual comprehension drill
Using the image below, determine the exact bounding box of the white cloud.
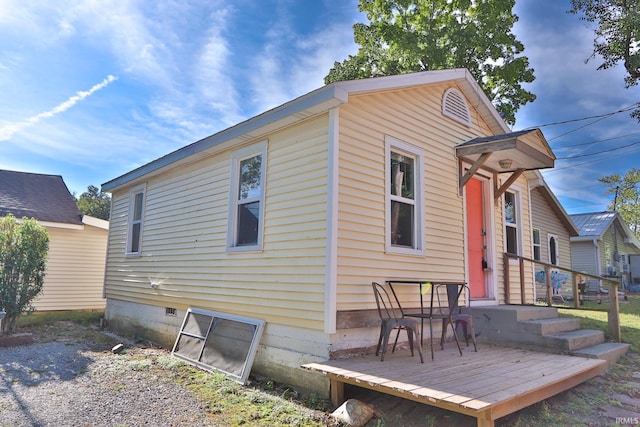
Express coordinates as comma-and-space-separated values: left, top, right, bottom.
193, 7, 243, 126
0, 75, 117, 141
248, 7, 359, 115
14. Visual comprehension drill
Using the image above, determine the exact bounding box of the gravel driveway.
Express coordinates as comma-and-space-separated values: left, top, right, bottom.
0, 327, 216, 427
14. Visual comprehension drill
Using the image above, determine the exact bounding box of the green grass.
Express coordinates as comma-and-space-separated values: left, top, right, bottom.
17, 310, 104, 328
558, 294, 640, 351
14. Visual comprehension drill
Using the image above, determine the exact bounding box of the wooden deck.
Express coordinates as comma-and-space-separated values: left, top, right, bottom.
302, 344, 607, 427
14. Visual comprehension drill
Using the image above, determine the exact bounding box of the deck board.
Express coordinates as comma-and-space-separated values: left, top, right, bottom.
302, 344, 606, 427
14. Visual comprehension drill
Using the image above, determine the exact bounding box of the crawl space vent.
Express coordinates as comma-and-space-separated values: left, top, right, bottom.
442, 88, 471, 127
172, 307, 264, 384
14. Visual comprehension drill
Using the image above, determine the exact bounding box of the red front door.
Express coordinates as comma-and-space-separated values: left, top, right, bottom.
466, 177, 486, 298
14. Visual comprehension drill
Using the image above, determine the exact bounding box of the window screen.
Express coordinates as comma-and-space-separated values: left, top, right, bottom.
172, 308, 265, 384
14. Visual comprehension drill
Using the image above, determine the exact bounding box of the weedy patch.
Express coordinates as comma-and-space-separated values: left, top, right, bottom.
126, 359, 152, 371
173, 366, 337, 427
155, 355, 185, 370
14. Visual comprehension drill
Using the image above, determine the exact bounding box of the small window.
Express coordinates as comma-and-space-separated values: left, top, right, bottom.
126, 184, 146, 255
442, 88, 471, 127
228, 142, 266, 251
532, 228, 541, 261
548, 234, 559, 266
386, 136, 424, 254
504, 191, 520, 255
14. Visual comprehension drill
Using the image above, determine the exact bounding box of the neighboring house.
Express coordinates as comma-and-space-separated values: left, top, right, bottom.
570, 211, 640, 289
528, 171, 579, 300
101, 69, 557, 394
0, 170, 108, 311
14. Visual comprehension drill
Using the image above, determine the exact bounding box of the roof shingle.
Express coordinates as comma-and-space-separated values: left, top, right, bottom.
0, 170, 83, 225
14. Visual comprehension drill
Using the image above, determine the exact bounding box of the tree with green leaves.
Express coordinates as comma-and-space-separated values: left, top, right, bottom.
0, 215, 49, 334
76, 185, 111, 220
599, 168, 640, 238
569, 0, 640, 121
325, 0, 536, 125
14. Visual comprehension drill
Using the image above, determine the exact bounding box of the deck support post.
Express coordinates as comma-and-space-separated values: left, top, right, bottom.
477, 413, 495, 427
608, 279, 621, 342
330, 379, 344, 407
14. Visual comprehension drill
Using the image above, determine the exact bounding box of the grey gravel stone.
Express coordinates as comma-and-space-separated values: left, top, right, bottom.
0, 341, 216, 426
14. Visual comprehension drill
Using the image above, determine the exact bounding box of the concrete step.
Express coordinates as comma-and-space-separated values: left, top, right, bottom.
541, 329, 605, 352
471, 304, 629, 369
472, 305, 558, 325
519, 317, 582, 335
572, 342, 631, 369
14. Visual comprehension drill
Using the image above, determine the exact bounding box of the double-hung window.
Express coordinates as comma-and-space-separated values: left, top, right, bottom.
504, 190, 521, 255
228, 142, 266, 251
532, 228, 541, 261
386, 136, 423, 254
126, 184, 146, 256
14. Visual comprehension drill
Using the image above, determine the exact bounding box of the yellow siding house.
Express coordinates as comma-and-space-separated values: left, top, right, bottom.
0, 170, 108, 311
101, 70, 557, 393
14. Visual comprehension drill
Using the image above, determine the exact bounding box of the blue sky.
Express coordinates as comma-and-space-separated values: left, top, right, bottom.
0, 1, 638, 215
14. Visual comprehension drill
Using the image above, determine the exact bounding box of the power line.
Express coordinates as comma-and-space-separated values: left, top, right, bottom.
555, 140, 640, 160
523, 102, 640, 130
545, 144, 640, 172
553, 132, 640, 149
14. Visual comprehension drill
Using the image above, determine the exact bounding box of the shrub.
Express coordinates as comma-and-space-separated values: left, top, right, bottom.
0, 214, 49, 334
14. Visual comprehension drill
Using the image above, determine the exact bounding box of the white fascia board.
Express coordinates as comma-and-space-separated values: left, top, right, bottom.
571, 236, 600, 244
39, 221, 84, 230
13, 217, 82, 230
82, 215, 109, 230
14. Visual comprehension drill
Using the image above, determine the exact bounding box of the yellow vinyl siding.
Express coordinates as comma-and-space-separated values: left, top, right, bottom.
335, 84, 486, 310
33, 225, 107, 311
530, 187, 572, 269
104, 115, 330, 331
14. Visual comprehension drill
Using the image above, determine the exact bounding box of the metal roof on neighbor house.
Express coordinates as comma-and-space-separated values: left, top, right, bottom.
570, 211, 640, 250
0, 169, 83, 225
569, 212, 616, 237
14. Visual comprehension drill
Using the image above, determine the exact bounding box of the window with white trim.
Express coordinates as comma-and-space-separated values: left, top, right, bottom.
504, 190, 521, 255
386, 137, 423, 254
126, 184, 146, 255
548, 234, 559, 265
228, 142, 266, 251
532, 228, 541, 261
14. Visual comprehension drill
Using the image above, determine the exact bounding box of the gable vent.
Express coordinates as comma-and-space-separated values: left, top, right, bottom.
442, 88, 471, 127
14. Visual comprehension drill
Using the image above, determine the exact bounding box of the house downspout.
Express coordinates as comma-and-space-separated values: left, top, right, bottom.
324, 108, 339, 334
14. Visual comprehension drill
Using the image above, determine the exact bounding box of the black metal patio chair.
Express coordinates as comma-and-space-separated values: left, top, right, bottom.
372, 282, 424, 363
442, 284, 477, 352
